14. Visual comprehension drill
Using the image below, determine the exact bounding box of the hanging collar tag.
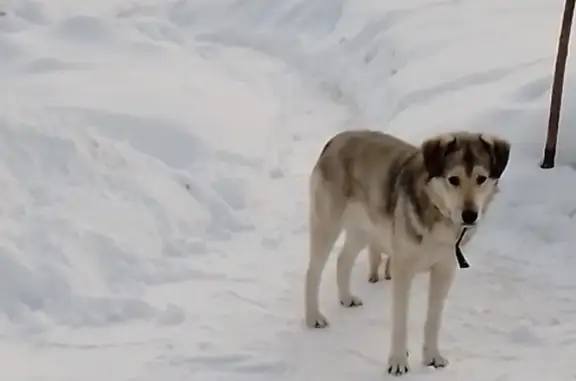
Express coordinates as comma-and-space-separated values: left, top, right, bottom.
455, 227, 470, 269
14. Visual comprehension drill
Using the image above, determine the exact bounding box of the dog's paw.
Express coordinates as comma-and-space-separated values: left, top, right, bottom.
369, 271, 391, 283
339, 295, 363, 308
387, 353, 410, 376
305, 312, 329, 329
423, 351, 448, 368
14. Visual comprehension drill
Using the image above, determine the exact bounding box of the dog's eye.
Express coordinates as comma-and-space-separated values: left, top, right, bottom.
476, 175, 487, 185
448, 176, 460, 186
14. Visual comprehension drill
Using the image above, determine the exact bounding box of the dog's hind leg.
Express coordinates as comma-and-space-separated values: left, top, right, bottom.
368, 244, 392, 283
368, 243, 382, 283
337, 229, 367, 307
305, 214, 341, 328
304, 181, 343, 328
384, 255, 391, 280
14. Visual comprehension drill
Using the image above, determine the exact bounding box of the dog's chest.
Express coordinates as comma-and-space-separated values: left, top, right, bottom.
400, 224, 461, 272
413, 240, 456, 272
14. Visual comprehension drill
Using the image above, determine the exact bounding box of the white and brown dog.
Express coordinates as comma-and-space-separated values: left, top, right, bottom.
304, 130, 510, 375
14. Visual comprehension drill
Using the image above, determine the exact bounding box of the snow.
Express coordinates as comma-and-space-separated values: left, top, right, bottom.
0, 0, 575, 379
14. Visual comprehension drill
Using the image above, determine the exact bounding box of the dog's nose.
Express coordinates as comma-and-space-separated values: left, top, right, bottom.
461, 210, 478, 225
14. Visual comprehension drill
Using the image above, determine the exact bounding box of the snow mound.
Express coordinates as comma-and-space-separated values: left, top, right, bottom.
1, 0, 576, 380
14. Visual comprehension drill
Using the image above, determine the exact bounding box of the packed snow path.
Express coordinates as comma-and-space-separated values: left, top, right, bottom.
1, 0, 576, 380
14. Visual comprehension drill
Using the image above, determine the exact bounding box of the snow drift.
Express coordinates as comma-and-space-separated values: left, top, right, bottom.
0, 0, 575, 380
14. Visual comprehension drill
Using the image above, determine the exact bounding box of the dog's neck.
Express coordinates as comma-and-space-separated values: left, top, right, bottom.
424, 184, 454, 225
386, 151, 462, 245
413, 191, 459, 238
400, 169, 461, 245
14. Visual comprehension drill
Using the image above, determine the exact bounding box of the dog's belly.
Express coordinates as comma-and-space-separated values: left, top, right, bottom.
342, 202, 393, 254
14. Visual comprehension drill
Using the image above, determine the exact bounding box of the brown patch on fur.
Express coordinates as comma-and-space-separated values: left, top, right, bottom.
316, 130, 414, 206
479, 135, 511, 178
421, 136, 458, 178
383, 152, 414, 216
421, 132, 510, 180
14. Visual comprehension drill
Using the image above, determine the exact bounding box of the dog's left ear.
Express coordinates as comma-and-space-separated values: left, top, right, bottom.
421, 135, 457, 178
480, 135, 511, 179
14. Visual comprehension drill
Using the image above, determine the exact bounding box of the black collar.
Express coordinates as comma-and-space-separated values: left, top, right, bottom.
455, 227, 470, 268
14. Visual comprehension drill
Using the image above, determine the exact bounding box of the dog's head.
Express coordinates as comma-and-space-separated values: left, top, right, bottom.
421, 131, 510, 227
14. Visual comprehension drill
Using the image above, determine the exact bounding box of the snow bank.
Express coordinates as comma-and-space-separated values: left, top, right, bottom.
0, 0, 261, 334
1, 0, 576, 380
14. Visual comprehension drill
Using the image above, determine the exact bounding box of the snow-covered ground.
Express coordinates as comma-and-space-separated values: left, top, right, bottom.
1, 0, 576, 379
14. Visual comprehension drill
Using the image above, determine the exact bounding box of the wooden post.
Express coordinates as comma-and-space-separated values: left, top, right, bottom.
541, 0, 576, 169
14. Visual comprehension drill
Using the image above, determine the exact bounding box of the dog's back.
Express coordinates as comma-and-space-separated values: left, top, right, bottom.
311, 130, 416, 211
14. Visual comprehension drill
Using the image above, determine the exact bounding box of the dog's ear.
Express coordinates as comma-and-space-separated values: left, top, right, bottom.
479, 135, 511, 179
421, 135, 457, 178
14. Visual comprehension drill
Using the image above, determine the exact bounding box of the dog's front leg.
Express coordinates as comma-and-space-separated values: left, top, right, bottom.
422, 259, 456, 368
387, 263, 415, 376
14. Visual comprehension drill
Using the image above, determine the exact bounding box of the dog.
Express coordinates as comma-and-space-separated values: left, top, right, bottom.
304, 129, 510, 376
